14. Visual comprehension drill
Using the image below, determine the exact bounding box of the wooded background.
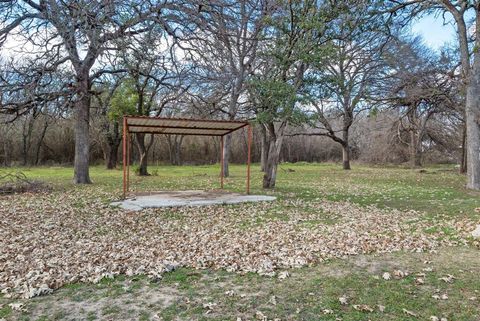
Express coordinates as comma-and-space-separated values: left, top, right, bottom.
0, 0, 476, 188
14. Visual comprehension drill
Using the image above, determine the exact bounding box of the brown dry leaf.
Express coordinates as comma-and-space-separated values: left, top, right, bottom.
353, 304, 374, 312
394, 270, 408, 278
322, 309, 334, 314
255, 311, 267, 321
439, 275, 456, 283
269, 295, 277, 306
225, 290, 235, 297
8, 302, 26, 312
0, 190, 473, 299
339, 296, 348, 305
402, 308, 417, 317
415, 278, 425, 285
203, 302, 217, 310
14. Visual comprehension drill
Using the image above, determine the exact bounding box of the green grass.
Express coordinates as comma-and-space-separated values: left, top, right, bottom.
12, 162, 480, 219
1, 162, 479, 320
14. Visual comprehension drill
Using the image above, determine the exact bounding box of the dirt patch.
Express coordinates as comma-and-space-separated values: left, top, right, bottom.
23, 280, 180, 320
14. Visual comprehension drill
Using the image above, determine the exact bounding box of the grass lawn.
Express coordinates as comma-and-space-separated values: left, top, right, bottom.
0, 163, 479, 320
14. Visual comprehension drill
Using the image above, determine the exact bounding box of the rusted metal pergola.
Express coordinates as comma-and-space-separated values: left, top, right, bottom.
122, 116, 252, 199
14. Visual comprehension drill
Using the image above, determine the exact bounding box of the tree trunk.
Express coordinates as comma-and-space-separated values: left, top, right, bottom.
263, 123, 286, 189
465, 73, 480, 189
173, 136, 183, 165
105, 138, 121, 170
21, 115, 34, 166
460, 123, 467, 174
73, 86, 92, 184
408, 130, 422, 168
167, 135, 183, 165
260, 125, 269, 172
22, 131, 28, 166
3, 135, 10, 167
342, 129, 351, 170
34, 120, 49, 165
105, 122, 121, 169
463, 10, 480, 189
342, 144, 351, 170
135, 133, 149, 176
222, 133, 232, 177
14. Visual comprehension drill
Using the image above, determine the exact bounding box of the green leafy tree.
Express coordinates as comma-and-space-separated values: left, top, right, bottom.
109, 80, 138, 121
249, 0, 335, 188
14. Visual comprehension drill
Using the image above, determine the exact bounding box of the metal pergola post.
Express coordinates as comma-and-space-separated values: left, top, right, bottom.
126, 130, 130, 194
220, 136, 224, 189
246, 124, 252, 195
122, 116, 127, 199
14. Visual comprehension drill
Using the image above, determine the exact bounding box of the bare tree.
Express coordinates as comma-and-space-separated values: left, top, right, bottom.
90, 76, 123, 169
382, 38, 459, 167
179, 0, 269, 177
290, 2, 389, 170
122, 33, 187, 175
381, 0, 480, 189
0, 0, 180, 183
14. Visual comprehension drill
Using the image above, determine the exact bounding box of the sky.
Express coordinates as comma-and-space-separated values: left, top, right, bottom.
411, 13, 457, 50
0, 12, 462, 60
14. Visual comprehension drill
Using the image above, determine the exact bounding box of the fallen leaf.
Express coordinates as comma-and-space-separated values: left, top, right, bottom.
225, 290, 235, 297
255, 311, 267, 321
8, 302, 26, 312
269, 295, 277, 305
203, 302, 217, 310
439, 275, 456, 283
278, 271, 290, 280
339, 296, 348, 305
402, 308, 417, 317
322, 309, 334, 314
415, 277, 425, 285
394, 270, 408, 278
353, 304, 374, 312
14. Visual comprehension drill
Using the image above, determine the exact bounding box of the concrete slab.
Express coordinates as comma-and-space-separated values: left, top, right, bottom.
111, 190, 276, 211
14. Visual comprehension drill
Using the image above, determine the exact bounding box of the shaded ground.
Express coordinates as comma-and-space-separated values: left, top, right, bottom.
0, 163, 479, 320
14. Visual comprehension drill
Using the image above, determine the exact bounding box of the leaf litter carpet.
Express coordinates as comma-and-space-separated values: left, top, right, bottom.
0, 188, 477, 298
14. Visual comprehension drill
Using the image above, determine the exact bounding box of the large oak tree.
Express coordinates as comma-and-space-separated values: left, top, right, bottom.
0, 0, 179, 183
